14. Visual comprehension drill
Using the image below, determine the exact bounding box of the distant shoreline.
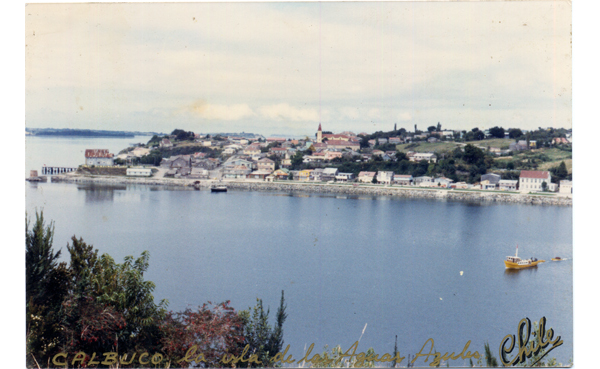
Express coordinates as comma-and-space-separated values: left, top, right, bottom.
26, 128, 159, 138
50, 174, 572, 206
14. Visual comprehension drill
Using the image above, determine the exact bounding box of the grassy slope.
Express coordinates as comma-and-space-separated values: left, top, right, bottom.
396, 142, 459, 153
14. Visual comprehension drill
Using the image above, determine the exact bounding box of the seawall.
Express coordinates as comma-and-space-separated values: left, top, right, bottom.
51, 174, 572, 206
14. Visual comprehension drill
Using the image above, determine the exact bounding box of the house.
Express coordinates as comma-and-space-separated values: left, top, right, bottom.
454, 182, 470, 189
529, 140, 537, 149
85, 149, 114, 166
335, 173, 355, 182
559, 180, 572, 194
389, 137, 403, 144
223, 147, 237, 155
410, 152, 437, 163
257, 158, 275, 172
188, 168, 209, 179
159, 139, 173, 148
269, 147, 288, 157
368, 139, 377, 147
358, 171, 376, 183
266, 137, 287, 143
324, 150, 343, 161
377, 171, 394, 184
519, 170, 552, 192
321, 168, 339, 182
311, 168, 325, 182
224, 158, 253, 169
498, 180, 518, 191
247, 170, 273, 180
126, 168, 152, 177
378, 138, 388, 145
434, 177, 454, 188
480, 180, 497, 190
298, 169, 313, 181
195, 158, 220, 170
414, 176, 434, 186
481, 173, 501, 185
272, 169, 291, 180
223, 165, 251, 179
326, 140, 360, 151
168, 156, 191, 169
552, 137, 569, 145
243, 145, 261, 156
393, 174, 413, 186
281, 157, 292, 168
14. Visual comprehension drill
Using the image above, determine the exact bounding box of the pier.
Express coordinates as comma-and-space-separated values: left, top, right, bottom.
41, 166, 77, 175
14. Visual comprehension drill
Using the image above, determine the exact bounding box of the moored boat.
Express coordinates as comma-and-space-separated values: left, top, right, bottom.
504, 245, 545, 269
211, 185, 227, 193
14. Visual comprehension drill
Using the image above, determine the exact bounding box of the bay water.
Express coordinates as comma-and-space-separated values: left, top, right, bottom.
25, 136, 573, 365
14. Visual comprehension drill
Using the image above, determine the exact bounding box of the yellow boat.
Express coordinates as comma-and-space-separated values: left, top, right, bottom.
504, 245, 545, 269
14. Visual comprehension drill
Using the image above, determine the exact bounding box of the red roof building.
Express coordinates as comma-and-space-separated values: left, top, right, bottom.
85, 149, 113, 158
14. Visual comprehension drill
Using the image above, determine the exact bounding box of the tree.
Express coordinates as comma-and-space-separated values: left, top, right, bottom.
427, 126, 436, 133
541, 181, 548, 191
474, 130, 485, 140
484, 342, 498, 367
489, 126, 505, 138
463, 144, 485, 164
436, 122, 442, 131
63, 237, 168, 355
553, 161, 568, 181
395, 151, 408, 161
372, 174, 378, 184
239, 291, 287, 367
160, 302, 246, 368
291, 151, 304, 167
26, 211, 70, 367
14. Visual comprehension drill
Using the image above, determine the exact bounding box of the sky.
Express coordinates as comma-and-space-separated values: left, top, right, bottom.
25, 2, 572, 136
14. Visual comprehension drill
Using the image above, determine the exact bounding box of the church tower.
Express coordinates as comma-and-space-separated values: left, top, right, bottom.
317, 123, 323, 143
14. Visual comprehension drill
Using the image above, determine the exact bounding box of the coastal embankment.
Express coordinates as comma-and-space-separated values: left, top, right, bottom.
51, 174, 572, 206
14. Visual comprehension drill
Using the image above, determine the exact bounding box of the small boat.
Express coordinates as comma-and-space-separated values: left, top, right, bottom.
211, 185, 227, 193
551, 257, 564, 261
504, 245, 545, 269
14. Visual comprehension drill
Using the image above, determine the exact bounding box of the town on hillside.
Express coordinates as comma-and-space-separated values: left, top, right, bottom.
74, 124, 573, 194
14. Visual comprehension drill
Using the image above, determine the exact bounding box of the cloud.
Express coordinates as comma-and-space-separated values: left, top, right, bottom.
185, 100, 255, 121
397, 112, 412, 121
339, 107, 361, 120
259, 103, 320, 122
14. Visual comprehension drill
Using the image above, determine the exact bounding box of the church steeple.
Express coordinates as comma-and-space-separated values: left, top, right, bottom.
317, 123, 323, 143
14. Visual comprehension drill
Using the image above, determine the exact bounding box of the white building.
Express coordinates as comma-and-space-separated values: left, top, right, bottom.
377, 171, 394, 184
85, 149, 114, 166
410, 152, 437, 163
559, 180, 572, 194
126, 168, 152, 177
519, 170, 552, 192
498, 180, 518, 191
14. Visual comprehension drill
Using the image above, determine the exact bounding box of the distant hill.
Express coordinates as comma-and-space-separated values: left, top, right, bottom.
26, 128, 163, 138
207, 132, 264, 139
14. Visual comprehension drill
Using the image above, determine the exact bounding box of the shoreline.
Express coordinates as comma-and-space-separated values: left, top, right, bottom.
49, 174, 573, 206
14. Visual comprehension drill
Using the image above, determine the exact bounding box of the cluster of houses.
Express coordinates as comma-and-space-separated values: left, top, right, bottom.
81, 124, 572, 195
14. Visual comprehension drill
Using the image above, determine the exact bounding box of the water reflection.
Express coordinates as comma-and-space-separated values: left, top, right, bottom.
504, 266, 539, 277
78, 185, 126, 203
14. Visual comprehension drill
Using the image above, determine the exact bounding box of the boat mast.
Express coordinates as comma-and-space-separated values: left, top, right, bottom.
516, 244, 519, 258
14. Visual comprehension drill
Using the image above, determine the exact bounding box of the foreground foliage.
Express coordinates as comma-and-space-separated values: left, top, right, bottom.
26, 212, 286, 368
